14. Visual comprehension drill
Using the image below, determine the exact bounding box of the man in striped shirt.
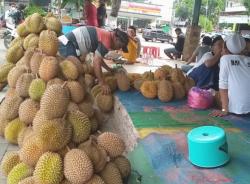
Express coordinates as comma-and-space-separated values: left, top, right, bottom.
58, 26, 129, 94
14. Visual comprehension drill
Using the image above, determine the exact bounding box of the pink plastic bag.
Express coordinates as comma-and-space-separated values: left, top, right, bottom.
188, 87, 214, 109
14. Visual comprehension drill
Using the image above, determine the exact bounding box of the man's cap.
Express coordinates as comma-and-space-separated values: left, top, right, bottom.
225, 34, 246, 54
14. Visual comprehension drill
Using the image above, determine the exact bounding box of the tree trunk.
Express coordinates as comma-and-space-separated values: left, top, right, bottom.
110, 0, 121, 17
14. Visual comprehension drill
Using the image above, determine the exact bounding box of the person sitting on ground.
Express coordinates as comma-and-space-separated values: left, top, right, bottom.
58, 26, 129, 94
181, 36, 212, 73
187, 36, 224, 90
211, 34, 250, 117
127, 26, 141, 58
164, 27, 185, 59
242, 37, 250, 57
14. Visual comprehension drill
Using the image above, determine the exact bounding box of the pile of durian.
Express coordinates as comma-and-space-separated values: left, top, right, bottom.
0, 13, 131, 184
126, 65, 195, 102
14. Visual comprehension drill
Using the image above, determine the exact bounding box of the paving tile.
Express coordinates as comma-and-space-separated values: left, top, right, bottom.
0, 143, 8, 160
0, 178, 6, 184
0, 136, 7, 144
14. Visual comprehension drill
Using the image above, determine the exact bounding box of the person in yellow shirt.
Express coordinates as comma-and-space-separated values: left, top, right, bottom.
122, 26, 141, 64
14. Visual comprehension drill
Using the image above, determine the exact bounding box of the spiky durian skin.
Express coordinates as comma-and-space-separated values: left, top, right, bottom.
18, 176, 34, 184
97, 132, 125, 158
7, 162, 34, 184
67, 111, 91, 144
0, 151, 21, 176
64, 149, 94, 184
33, 152, 63, 184
28, 78, 46, 101
4, 118, 26, 144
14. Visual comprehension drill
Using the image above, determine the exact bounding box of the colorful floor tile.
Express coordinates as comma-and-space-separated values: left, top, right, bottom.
116, 90, 250, 184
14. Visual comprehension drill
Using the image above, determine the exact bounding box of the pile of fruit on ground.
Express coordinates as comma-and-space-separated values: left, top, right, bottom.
0, 13, 131, 184
127, 65, 195, 102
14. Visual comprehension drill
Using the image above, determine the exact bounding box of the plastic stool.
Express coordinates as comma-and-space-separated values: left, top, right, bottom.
187, 126, 230, 168
143, 46, 160, 58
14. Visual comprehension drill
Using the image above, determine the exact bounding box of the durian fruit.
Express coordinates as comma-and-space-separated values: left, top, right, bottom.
17, 126, 33, 148
171, 64, 185, 84
18, 99, 40, 125
67, 111, 91, 143
97, 132, 125, 158
99, 162, 123, 184
33, 152, 63, 184
4, 118, 26, 144
23, 33, 39, 50
67, 101, 80, 112
133, 78, 144, 91
0, 151, 21, 176
85, 74, 95, 90
96, 94, 114, 113
0, 94, 23, 120
7, 65, 27, 88
39, 56, 59, 81
16, 73, 35, 98
78, 102, 95, 118
5, 88, 17, 99
140, 80, 158, 99
86, 175, 105, 184
157, 80, 173, 102
28, 78, 46, 101
67, 56, 84, 74
83, 63, 94, 75
34, 119, 72, 151
184, 76, 195, 94
30, 51, 46, 75
142, 71, 154, 80
78, 138, 108, 173
16, 48, 35, 68
6, 44, 24, 63
0, 118, 8, 136
9, 37, 24, 48
40, 84, 70, 119
39, 30, 58, 56
47, 78, 64, 87
0, 63, 15, 83
91, 85, 102, 98
64, 149, 94, 184
32, 110, 48, 130
154, 68, 168, 80
44, 15, 62, 35
127, 73, 142, 84
18, 176, 34, 184
66, 81, 85, 103
60, 59, 79, 80
172, 82, 186, 100
113, 156, 131, 179
7, 162, 34, 184
115, 71, 130, 91
19, 135, 46, 167
105, 76, 117, 92
161, 65, 173, 74
25, 13, 44, 33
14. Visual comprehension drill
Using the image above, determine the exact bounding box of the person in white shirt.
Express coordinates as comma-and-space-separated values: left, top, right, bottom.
211, 34, 250, 116
187, 36, 224, 90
